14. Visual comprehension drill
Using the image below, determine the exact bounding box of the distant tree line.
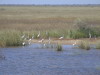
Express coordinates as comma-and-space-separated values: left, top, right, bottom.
0, 4, 100, 7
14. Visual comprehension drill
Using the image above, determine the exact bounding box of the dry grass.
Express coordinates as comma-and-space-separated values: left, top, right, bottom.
0, 6, 100, 31
78, 41, 90, 50
96, 41, 100, 49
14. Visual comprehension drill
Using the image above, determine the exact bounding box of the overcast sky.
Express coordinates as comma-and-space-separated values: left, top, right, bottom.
0, 0, 100, 5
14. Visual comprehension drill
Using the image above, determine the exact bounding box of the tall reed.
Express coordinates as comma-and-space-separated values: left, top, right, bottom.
0, 30, 24, 47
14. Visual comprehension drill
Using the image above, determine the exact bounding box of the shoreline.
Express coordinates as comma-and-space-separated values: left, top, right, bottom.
32, 38, 100, 45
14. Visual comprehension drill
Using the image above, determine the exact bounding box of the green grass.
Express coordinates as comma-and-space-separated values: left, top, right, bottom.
0, 30, 24, 47
0, 29, 99, 47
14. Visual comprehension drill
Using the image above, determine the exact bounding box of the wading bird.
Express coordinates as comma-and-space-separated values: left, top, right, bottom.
72, 40, 77, 46
59, 36, 64, 39
22, 42, 26, 46
37, 31, 40, 38
38, 39, 44, 43
21, 34, 25, 39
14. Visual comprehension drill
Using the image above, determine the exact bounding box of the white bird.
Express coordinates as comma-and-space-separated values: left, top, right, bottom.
21, 34, 25, 39
73, 41, 77, 46
89, 31, 91, 39
22, 42, 25, 46
37, 31, 40, 38
59, 36, 64, 39
29, 39, 32, 41
38, 39, 44, 43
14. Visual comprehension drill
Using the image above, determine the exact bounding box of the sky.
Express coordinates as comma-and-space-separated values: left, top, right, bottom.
0, 0, 100, 5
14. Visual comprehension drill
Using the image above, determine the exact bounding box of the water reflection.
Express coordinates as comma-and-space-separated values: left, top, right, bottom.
24, 43, 76, 49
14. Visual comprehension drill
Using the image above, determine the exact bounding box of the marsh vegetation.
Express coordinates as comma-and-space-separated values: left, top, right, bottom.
0, 6, 100, 48
96, 41, 100, 49
78, 41, 90, 50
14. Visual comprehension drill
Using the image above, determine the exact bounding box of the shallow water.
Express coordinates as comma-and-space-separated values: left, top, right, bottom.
0, 44, 100, 75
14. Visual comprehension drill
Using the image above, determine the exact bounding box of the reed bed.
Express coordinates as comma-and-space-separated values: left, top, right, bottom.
0, 30, 24, 47
0, 28, 99, 47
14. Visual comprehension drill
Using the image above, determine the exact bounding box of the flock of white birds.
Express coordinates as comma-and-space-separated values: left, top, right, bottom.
21, 31, 78, 46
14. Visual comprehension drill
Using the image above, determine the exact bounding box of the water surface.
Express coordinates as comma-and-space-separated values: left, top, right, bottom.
0, 44, 100, 75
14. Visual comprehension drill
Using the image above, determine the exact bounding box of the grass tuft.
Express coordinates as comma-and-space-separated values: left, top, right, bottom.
56, 44, 63, 51
96, 41, 100, 49
78, 41, 90, 50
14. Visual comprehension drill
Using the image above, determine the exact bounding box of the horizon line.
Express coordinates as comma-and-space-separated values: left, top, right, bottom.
0, 4, 100, 6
